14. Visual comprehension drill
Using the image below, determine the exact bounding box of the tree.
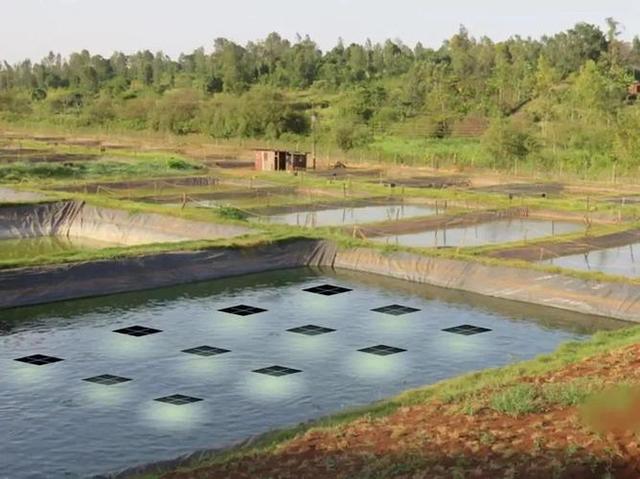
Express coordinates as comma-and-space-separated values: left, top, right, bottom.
151, 88, 201, 134
543, 23, 607, 77
613, 105, 640, 169
482, 117, 538, 169
568, 60, 626, 120
213, 38, 250, 93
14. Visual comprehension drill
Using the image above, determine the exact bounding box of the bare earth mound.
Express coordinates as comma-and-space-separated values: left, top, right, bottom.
162, 343, 640, 479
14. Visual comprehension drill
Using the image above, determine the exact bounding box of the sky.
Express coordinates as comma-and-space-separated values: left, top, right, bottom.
1, 0, 639, 64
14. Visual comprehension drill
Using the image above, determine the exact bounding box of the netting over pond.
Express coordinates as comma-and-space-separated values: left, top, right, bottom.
260, 204, 436, 227
373, 218, 584, 248
542, 243, 640, 277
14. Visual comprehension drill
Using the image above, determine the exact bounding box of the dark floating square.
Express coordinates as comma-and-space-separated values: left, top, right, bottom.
113, 325, 162, 337
358, 345, 407, 356
83, 374, 132, 386
14, 354, 64, 366
371, 304, 421, 316
442, 324, 492, 336
182, 345, 231, 357
218, 305, 267, 316
303, 284, 352, 296
154, 394, 203, 405
253, 365, 302, 377
287, 324, 336, 336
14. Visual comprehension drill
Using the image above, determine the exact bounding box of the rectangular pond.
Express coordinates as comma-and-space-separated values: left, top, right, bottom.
0, 268, 624, 478
259, 204, 436, 227
372, 218, 585, 248
542, 243, 640, 277
0, 236, 120, 262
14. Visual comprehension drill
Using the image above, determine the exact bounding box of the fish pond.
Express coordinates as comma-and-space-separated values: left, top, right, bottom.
0, 268, 624, 478
260, 204, 436, 227
373, 218, 584, 248
543, 243, 640, 277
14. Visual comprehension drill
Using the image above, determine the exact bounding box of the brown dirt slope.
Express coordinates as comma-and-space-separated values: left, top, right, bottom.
162, 344, 640, 479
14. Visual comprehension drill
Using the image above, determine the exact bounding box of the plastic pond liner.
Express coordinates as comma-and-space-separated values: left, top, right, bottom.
0, 268, 626, 478
372, 218, 585, 248
542, 243, 640, 277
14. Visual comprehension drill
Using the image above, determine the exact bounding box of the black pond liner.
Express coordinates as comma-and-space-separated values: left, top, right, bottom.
252, 365, 302, 377
218, 305, 267, 316
14, 354, 64, 366
371, 304, 421, 316
83, 375, 132, 386
442, 324, 492, 336
112, 326, 162, 337
181, 346, 231, 357
358, 345, 407, 356
286, 325, 336, 336
154, 394, 203, 406
303, 284, 353, 296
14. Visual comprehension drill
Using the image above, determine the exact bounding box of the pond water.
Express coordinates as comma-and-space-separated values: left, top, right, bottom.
0, 236, 120, 262
373, 218, 584, 248
542, 243, 640, 277
261, 204, 436, 227
0, 268, 624, 478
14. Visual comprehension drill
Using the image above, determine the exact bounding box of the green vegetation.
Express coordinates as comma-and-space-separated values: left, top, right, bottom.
0, 154, 202, 182
486, 378, 607, 417
490, 384, 539, 416
216, 205, 249, 220
1, 21, 640, 177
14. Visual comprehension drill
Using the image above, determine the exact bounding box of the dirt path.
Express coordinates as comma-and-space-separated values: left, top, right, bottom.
161, 344, 640, 479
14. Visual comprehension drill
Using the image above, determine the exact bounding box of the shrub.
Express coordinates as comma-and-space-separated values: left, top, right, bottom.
481, 117, 539, 169
217, 206, 248, 221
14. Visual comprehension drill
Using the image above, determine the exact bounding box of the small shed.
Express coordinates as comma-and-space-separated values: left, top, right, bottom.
254, 149, 308, 172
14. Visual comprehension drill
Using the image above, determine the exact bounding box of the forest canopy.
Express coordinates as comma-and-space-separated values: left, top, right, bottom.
1, 20, 640, 175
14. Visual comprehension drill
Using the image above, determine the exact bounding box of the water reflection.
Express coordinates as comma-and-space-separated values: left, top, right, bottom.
264, 204, 436, 227
544, 243, 640, 278
374, 219, 584, 248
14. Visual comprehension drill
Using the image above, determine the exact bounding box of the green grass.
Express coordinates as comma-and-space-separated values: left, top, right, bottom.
485, 378, 606, 417
367, 136, 485, 167
489, 384, 540, 416
0, 156, 203, 183
541, 378, 606, 407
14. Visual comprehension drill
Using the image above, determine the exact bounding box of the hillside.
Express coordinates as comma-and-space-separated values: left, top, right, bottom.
1, 22, 640, 178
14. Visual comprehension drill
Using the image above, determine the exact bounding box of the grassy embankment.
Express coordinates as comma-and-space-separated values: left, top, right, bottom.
131, 324, 640, 478
1, 141, 639, 286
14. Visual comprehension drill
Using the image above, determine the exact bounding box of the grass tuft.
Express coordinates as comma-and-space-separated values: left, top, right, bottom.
489, 384, 540, 416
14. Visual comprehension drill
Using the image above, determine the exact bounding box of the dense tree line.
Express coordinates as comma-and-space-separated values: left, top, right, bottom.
1, 21, 640, 173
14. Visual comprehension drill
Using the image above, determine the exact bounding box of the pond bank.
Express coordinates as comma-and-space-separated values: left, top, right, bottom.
2, 238, 640, 322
